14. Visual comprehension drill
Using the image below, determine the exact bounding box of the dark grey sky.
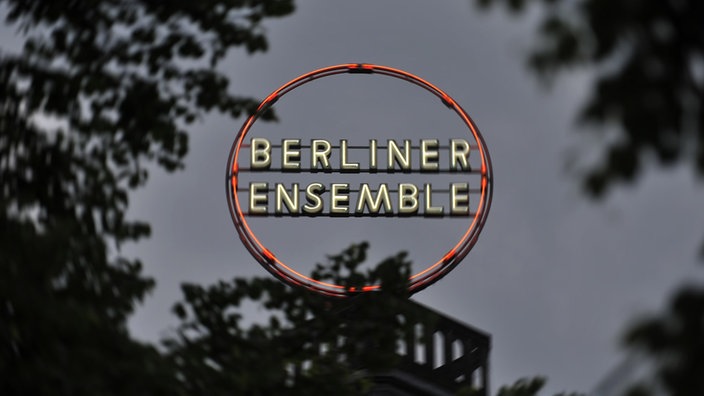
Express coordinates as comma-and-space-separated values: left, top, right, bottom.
125, 1, 704, 394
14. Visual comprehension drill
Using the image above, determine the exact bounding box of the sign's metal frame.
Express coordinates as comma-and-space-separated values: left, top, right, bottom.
226, 63, 493, 297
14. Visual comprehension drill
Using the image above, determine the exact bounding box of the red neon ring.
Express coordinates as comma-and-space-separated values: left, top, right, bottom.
226, 63, 493, 297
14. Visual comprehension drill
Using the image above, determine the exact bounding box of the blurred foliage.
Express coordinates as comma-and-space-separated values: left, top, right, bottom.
496, 377, 546, 396
0, 0, 293, 394
166, 242, 565, 395
474, 1, 704, 395
488, 376, 582, 396
623, 385, 652, 396
165, 242, 423, 395
622, 285, 704, 396
476, 0, 704, 198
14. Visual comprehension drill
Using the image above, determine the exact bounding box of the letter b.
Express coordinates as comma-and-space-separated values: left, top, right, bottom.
251, 138, 271, 169
398, 183, 419, 214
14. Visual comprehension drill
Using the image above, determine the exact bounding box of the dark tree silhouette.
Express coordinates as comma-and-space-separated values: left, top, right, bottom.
495, 378, 545, 396
474, 1, 704, 394
165, 241, 557, 395
0, 1, 293, 394
164, 242, 419, 395
621, 286, 704, 396
476, 0, 704, 198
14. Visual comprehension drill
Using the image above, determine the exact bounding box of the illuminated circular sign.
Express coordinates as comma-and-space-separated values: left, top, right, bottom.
226, 64, 493, 297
